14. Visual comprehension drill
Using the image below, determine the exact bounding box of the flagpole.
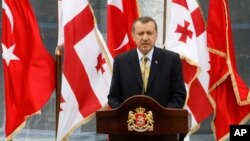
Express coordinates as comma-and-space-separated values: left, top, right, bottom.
163, 0, 167, 49
55, 45, 63, 139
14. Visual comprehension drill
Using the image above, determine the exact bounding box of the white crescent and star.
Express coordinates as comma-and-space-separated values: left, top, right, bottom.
108, 0, 128, 51
2, 0, 20, 66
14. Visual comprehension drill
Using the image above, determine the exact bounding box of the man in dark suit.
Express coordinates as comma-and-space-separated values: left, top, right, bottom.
108, 16, 186, 109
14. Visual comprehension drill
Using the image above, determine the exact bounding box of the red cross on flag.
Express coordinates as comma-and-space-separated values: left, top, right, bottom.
56, 0, 112, 140
164, 0, 213, 139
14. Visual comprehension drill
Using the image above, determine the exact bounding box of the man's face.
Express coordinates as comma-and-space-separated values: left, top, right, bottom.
132, 21, 158, 55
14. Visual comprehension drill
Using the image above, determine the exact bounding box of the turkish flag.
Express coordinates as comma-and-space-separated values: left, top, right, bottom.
207, 0, 250, 140
1, 0, 55, 139
164, 0, 213, 138
56, 0, 112, 140
107, 0, 139, 60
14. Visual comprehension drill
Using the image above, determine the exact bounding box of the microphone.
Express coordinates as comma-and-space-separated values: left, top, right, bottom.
142, 56, 149, 94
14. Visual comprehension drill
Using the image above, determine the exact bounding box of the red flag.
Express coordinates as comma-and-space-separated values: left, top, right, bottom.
1, 0, 55, 139
56, 0, 112, 140
207, 0, 250, 140
107, 0, 139, 59
164, 0, 213, 138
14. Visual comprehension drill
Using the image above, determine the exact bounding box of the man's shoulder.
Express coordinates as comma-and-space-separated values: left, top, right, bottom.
154, 47, 179, 57
114, 48, 137, 60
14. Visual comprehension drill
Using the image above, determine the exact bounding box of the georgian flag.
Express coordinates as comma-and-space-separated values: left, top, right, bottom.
56, 0, 112, 140
164, 0, 213, 138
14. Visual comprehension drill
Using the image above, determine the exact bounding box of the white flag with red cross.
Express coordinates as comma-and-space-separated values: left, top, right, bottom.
164, 0, 213, 138
56, 0, 112, 140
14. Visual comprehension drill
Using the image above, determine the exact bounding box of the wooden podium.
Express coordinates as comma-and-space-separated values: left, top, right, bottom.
96, 95, 191, 141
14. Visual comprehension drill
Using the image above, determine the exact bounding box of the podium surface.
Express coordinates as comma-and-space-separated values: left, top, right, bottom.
96, 95, 191, 141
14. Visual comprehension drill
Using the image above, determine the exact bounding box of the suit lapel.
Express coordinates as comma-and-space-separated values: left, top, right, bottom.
147, 48, 162, 91
128, 49, 143, 89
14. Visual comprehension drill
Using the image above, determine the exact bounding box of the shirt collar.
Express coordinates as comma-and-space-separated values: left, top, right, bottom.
137, 48, 154, 61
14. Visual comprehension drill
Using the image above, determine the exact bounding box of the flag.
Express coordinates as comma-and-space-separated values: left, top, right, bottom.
57, 0, 64, 47
107, 0, 139, 61
1, 0, 55, 140
56, 0, 112, 140
164, 0, 213, 138
207, 0, 250, 140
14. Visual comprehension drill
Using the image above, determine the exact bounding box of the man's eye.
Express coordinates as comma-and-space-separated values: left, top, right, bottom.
138, 33, 144, 36
147, 32, 153, 35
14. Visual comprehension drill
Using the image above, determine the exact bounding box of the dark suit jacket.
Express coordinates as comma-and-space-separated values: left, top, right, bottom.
108, 47, 186, 108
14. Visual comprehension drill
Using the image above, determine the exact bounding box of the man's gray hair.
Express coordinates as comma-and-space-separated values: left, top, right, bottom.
132, 16, 158, 32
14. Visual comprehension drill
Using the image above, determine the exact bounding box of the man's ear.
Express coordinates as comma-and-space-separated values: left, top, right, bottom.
131, 32, 135, 41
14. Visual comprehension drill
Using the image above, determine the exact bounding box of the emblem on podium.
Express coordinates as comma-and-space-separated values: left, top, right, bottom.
127, 107, 154, 132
